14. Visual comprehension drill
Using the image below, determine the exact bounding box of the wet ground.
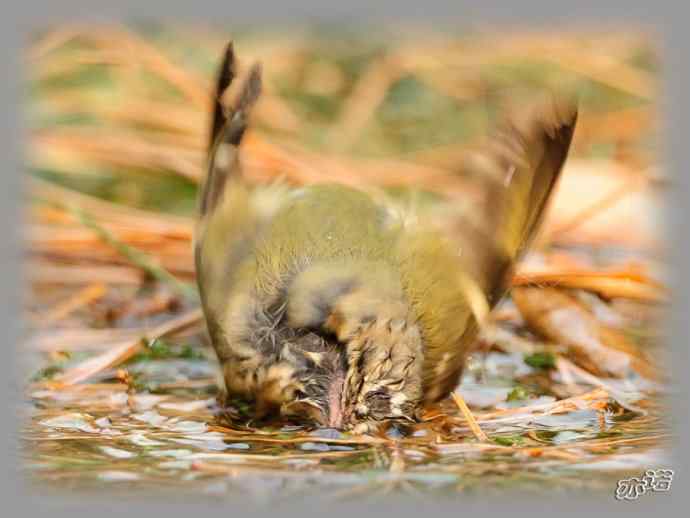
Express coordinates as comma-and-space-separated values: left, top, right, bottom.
21, 333, 671, 502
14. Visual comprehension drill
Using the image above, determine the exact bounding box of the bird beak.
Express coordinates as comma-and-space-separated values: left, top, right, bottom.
328, 407, 344, 429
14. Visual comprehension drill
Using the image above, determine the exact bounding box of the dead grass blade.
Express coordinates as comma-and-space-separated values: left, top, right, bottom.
451, 391, 489, 442
27, 260, 144, 286
39, 94, 206, 141
512, 268, 667, 302
50, 308, 203, 386
79, 24, 211, 110
30, 177, 194, 238
28, 328, 144, 352
555, 358, 649, 414
36, 282, 107, 326
474, 388, 610, 423
31, 128, 204, 182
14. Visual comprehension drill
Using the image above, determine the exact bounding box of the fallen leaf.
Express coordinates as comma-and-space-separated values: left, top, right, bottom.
512, 286, 661, 380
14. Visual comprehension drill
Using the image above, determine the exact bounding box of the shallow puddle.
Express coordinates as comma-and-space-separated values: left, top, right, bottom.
21, 347, 671, 502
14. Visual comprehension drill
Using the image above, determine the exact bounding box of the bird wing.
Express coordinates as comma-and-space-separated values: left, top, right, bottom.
408, 92, 578, 401
458, 93, 577, 305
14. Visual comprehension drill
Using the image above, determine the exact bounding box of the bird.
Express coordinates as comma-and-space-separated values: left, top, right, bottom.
194, 41, 578, 433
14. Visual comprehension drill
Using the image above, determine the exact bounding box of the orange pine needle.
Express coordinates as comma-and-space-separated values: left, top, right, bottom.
451, 390, 489, 442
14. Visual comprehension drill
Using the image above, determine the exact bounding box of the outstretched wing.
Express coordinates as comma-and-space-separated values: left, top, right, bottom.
412, 92, 578, 401
457, 93, 578, 306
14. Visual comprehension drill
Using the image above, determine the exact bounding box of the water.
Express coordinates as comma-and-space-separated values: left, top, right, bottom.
21, 351, 671, 502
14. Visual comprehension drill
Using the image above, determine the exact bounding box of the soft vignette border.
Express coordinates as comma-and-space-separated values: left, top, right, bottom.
1, 1, 686, 517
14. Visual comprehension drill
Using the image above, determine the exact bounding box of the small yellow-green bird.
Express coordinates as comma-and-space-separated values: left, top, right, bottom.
195, 42, 577, 432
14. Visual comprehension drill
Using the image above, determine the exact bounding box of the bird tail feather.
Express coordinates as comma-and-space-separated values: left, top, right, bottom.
199, 42, 262, 217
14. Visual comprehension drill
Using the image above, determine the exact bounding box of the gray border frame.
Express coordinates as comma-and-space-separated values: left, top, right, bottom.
2, 1, 687, 516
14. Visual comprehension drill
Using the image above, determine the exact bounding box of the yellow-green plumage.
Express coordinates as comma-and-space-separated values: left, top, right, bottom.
194, 42, 578, 430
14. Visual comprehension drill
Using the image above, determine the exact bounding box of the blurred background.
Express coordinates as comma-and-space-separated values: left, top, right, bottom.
25, 23, 663, 263
21, 23, 670, 498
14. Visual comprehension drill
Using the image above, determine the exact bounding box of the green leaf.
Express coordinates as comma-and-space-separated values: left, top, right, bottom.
506, 386, 530, 402
493, 435, 524, 446
524, 352, 556, 370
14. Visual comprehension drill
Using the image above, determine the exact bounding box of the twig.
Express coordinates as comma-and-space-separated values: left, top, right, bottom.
451, 390, 489, 442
